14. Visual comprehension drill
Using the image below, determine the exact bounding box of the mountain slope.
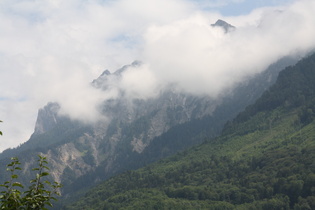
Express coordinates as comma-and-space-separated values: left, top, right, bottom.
64, 52, 315, 209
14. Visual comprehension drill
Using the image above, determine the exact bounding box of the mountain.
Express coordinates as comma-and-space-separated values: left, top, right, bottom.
211, 19, 236, 33
64, 52, 315, 210
0, 55, 297, 203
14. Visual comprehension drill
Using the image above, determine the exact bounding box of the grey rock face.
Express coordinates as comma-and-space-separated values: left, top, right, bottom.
34, 103, 60, 135
21, 62, 221, 191
92, 63, 219, 152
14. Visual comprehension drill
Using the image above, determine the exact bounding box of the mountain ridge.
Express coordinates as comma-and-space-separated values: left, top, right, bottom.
64, 52, 315, 210
0, 55, 299, 204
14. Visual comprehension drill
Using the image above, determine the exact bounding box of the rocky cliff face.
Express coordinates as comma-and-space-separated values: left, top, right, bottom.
34, 103, 61, 135
23, 61, 220, 188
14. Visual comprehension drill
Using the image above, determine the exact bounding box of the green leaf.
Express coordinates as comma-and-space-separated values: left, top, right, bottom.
45, 202, 53, 207
12, 182, 23, 188
43, 166, 50, 170
41, 172, 49, 177
44, 180, 51, 185
11, 174, 18, 179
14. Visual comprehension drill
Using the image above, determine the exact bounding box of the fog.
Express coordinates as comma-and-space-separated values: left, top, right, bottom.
0, 0, 315, 151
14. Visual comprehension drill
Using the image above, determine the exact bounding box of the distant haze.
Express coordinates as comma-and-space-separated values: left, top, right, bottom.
1, 0, 315, 151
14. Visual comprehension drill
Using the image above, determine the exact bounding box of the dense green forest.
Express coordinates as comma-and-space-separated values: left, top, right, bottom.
64, 53, 315, 209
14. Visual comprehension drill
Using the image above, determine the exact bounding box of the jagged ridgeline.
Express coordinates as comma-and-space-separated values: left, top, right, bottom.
64, 53, 315, 209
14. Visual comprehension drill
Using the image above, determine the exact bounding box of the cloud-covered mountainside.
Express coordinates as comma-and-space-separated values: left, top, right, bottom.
0, 48, 298, 204
1, 0, 315, 205
1, 0, 315, 151
66, 51, 315, 210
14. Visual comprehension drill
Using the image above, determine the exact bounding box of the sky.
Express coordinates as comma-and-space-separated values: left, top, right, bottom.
1, 0, 315, 152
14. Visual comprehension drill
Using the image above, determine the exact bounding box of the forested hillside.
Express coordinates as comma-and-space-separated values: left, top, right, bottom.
64, 53, 315, 209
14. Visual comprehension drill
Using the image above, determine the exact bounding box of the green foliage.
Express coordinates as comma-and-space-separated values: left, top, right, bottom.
0, 157, 22, 209
65, 113, 315, 209
0, 155, 61, 209
226, 52, 315, 129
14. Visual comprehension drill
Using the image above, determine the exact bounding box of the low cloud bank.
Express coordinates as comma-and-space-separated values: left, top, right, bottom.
0, 0, 315, 151
141, 0, 315, 97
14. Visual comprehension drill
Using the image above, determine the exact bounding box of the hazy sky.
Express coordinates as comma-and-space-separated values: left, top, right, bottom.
1, 0, 315, 152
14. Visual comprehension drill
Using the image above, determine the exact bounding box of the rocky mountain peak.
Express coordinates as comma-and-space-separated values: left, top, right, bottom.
114, 60, 142, 75
92, 60, 143, 90
33, 102, 60, 135
211, 19, 236, 33
100, 69, 111, 77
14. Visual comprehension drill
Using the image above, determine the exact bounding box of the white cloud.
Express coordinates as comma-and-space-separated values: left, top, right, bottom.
142, 0, 315, 96
119, 64, 159, 99
0, 0, 194, 151
0, 0, 315, 152
196, 0, 245, 8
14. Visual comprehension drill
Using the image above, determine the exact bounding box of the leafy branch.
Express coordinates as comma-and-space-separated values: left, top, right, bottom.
0, 155, 62, 210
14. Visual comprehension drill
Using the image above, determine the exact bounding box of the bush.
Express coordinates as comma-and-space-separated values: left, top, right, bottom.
0, 155, 62, 210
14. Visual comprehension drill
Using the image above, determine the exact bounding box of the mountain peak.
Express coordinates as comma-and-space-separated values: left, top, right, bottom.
100, 69, 111, 77
114, 60, 142, 75
211, 19, 236, 33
